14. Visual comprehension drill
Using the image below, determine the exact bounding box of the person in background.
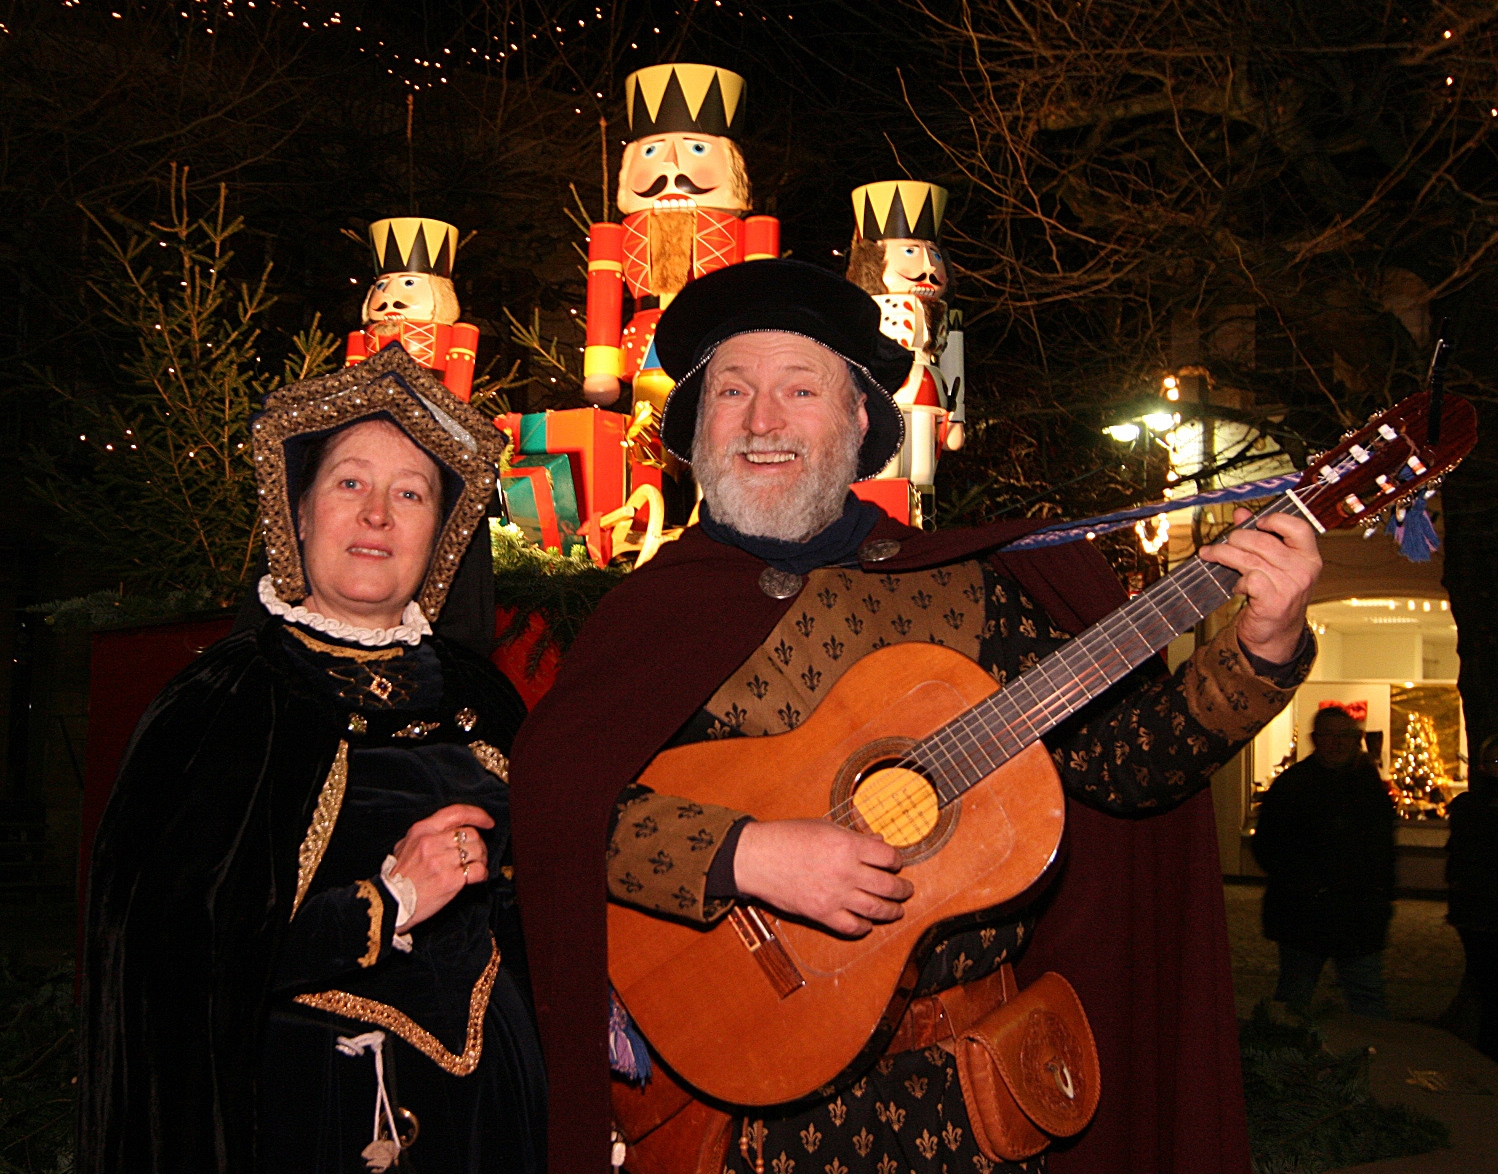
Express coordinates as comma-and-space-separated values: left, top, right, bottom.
1253, 705, 1396, 1017
1446, 733, 1498, 1059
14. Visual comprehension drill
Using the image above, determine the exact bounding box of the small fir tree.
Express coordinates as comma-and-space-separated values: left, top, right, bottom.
1389, 713, 1448, 814
29, 167, 338, 605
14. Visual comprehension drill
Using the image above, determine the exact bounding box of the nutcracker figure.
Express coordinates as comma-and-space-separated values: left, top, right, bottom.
845, 181, 966, 497
582, 63, 780, 409
344, 217, 480, 402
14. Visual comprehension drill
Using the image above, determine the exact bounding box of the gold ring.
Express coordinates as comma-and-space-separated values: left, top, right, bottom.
459, 846, 470, 865
461, 862, 471, 880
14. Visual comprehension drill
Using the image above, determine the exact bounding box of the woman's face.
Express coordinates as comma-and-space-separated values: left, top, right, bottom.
298, 420, 442, 627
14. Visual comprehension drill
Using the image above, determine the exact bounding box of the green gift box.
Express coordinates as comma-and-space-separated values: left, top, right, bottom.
510, 453, 584, 555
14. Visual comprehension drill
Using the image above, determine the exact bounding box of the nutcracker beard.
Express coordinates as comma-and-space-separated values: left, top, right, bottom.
691, 397, 863, 542
648, 208, 697, 297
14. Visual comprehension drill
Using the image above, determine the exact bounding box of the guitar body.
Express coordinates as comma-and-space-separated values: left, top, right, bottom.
608, 641, 1066, 1107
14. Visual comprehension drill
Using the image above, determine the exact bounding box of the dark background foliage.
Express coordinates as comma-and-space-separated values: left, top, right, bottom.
0, 0, 1495, 742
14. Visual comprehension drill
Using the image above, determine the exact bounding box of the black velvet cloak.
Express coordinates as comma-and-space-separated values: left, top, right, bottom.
79, 616, 529, 1173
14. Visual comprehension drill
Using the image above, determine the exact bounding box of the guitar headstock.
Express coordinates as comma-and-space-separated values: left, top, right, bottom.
1291, 391, 1477, 534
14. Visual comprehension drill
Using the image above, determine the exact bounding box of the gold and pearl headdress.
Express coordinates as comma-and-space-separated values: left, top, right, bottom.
251, 344, 505, 621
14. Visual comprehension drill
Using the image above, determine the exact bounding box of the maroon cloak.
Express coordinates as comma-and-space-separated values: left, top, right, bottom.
508, 514, 1250, 1174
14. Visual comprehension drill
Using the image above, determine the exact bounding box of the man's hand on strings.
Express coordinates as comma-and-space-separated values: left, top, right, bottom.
733, 819, 914, 937
1198, 508, 1321, 664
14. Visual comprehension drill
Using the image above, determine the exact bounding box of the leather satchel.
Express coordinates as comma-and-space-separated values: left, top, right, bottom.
953, 967, 1101, 1162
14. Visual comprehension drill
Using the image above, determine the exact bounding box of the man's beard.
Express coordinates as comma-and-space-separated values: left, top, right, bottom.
692, 417, 861, 543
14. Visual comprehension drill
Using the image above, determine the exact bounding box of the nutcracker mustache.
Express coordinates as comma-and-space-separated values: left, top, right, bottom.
633, 174, 713, 199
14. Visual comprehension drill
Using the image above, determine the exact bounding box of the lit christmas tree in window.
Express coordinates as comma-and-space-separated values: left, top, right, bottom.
1389, 713, 1450, 819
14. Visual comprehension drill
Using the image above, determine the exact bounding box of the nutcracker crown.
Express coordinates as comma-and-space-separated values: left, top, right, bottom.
624, 63, 746, 141
368, 217, 460, 278
852, 182, 948, 242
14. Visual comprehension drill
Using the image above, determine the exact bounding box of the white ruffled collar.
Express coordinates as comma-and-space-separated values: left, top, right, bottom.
258, 575, 432, 648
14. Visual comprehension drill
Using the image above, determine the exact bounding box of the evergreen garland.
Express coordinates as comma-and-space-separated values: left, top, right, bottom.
491, 522, 627, 673
1241, 1003, 1448, 1172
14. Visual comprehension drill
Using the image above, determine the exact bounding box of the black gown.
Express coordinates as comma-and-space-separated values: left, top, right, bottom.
80, 613, 545, 1174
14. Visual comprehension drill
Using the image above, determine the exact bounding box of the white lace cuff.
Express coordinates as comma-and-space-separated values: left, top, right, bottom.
380, 855, 416, 953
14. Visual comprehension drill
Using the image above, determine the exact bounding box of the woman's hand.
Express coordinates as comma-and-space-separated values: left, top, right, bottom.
389, 803, 494, 930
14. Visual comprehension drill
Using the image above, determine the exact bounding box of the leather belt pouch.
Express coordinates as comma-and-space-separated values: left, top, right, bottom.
954, 969, 1101, 1162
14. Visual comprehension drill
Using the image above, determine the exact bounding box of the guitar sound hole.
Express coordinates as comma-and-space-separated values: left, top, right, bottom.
830, 739, 960, 866
852, 764, 940, 848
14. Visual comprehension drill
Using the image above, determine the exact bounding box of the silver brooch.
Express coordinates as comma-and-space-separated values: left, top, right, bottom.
858, 538, 902, 563
758, 568, 804, 599
455, 708, 478, 732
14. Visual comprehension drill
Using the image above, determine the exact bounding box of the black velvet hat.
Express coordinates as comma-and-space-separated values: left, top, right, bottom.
654, 259, 911, 480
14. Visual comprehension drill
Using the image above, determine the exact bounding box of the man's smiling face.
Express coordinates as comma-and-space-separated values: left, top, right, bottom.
692, 332, 868, 542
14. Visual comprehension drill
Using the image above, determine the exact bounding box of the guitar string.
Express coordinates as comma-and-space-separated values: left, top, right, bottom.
906, 476, 1349, 799
839, 526, 1255, 829
833, 422, 1428, 830
821, 444, 1388, 831
903, 462, 1369, 808
849, 545, 1249, 830
841, 518, 1260, 827
828, 535, 1243, 829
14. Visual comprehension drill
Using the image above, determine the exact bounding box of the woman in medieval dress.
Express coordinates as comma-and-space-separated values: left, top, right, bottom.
80, 346, 544, 1174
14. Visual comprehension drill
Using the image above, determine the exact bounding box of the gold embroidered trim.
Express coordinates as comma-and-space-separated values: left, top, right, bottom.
250, 344, 507, 622
469, 741, 509, 782
286, 625, 405, 663
293, 741, 349, 917
293, 937, 501, 1076
356, 878, 383, 968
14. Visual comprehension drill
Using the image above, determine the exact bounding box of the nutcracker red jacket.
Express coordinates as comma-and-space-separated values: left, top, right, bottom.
508, 513, 1251, 1174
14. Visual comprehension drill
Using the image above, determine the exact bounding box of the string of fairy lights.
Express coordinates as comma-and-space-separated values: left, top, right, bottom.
40, 0, 1498, 466
51, 0, 800, 94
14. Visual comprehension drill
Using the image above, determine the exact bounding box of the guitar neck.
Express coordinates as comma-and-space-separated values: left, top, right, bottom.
915, 495, 1305, 804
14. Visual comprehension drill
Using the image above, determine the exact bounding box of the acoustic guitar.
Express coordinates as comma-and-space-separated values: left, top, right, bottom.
608, 390, 1475, 1107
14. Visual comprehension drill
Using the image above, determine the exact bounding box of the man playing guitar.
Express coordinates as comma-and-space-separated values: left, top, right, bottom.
510, 259, 1323, 1174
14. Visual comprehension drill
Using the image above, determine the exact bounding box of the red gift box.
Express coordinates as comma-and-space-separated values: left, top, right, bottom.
852, 478, 915, 525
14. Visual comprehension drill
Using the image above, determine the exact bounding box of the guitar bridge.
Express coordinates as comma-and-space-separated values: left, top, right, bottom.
728, 905, 805, 999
